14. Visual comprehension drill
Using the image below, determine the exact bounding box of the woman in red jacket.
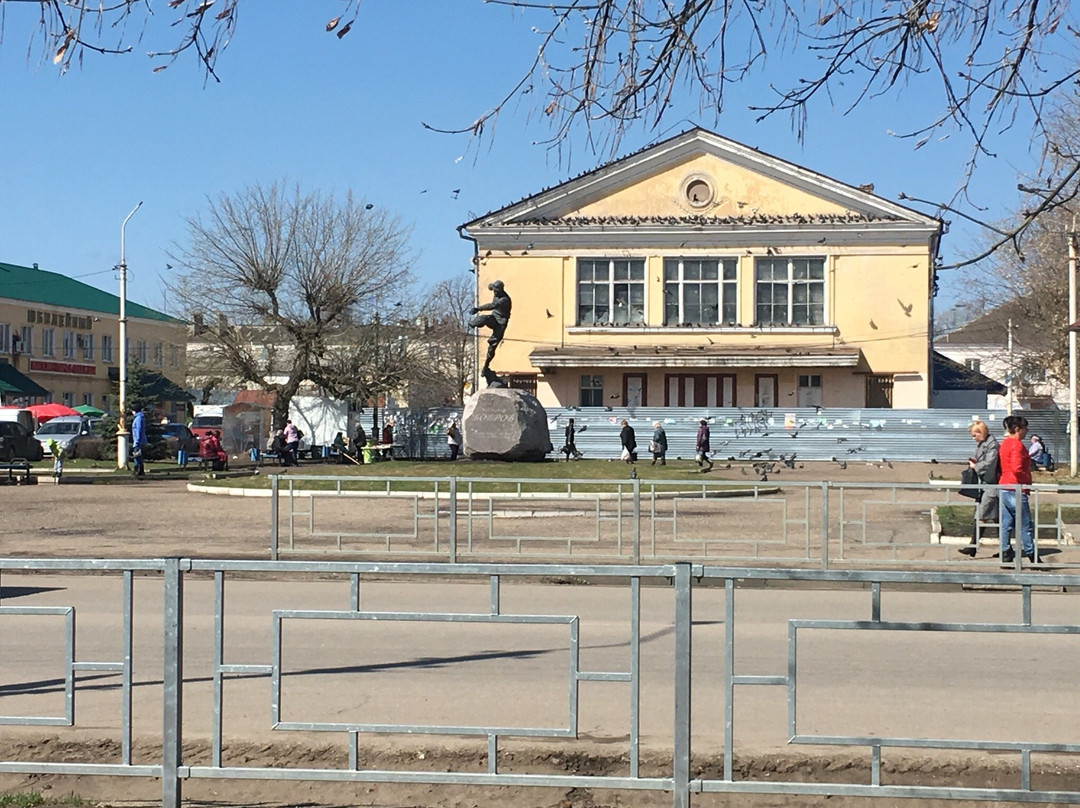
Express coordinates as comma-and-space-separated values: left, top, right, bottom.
997, 415, 1036, 564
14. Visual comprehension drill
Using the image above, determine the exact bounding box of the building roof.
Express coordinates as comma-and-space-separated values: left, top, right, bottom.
463, 127, 942, 233
932, 351, 1006, 394
0, 261, 181, 323
935, 300, 1041, 349
529, 344, 863, 369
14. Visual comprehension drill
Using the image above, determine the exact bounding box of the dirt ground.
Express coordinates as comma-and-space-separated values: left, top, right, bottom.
5, 739, 1079, 808
3, 465, 1078, 807
0, 460, 971, 559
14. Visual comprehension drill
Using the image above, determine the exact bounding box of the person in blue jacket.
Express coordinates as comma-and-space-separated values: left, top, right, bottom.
131, 404, 148, 478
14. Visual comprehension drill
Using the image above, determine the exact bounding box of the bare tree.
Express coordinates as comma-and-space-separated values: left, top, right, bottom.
420, 274, 475, 405
169, 182, 413, 425
15, 1, 1080, 264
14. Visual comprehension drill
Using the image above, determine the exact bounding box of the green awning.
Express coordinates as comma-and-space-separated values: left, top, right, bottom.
0, 362, 49, 397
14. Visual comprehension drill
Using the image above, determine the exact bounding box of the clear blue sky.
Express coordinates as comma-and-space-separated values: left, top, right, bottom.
0, 2, 1046, 315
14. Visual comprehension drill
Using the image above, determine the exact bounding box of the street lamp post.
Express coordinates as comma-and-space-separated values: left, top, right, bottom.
1069, 230, 1077, 477
116, 202, 142, 470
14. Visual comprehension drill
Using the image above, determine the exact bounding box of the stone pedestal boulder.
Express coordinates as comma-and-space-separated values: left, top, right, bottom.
462, 388, 553, 461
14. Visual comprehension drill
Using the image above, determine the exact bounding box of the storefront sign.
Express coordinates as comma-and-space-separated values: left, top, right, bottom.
28, 359, 96, 376
26, 308, 95, 330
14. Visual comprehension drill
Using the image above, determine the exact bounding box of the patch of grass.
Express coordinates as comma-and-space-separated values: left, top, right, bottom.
196, 458, 762, 494
937, 503, 1080, 537
0, 793, 93, 808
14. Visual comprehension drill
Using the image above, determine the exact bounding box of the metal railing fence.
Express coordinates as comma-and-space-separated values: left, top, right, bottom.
3, 558, 1080, 807
268, 474, 1080, 569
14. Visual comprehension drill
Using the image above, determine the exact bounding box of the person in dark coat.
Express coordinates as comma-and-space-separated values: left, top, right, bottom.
562, 418, 584, 460
619, 420, 637, 464
695, 419, 714, 472
381, 421, 394, 460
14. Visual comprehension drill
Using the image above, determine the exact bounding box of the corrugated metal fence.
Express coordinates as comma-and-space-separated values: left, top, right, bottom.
389, 406, 1071, 465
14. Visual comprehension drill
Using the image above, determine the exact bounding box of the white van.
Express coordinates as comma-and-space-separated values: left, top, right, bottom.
0, 407, 35, 433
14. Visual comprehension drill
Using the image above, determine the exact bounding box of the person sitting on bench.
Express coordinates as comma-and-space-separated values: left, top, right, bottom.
200, 430, 229, 471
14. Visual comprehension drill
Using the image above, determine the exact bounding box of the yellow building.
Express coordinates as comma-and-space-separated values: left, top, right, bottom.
461, 129, 942, 409
0, 261, 187, 415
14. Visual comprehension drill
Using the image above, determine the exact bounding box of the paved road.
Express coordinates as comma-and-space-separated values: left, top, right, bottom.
2, 571, 1077, 758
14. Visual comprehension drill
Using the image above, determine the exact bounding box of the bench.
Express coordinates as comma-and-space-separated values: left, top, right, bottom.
191, 450, 229, 472
0, 461, 34, 485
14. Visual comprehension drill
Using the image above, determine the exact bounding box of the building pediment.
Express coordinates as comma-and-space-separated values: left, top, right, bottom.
463, 129, 939, 244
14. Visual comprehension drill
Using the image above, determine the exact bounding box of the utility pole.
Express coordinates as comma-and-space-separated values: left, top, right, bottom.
1069, 230, 1077, 477
116, 202, 143, 470
1006, 318, 1014, 416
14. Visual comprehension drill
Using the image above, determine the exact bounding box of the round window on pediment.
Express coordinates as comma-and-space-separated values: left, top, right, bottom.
682, 175, 714, 209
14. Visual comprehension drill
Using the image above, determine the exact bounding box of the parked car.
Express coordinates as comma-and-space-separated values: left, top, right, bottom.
160, 422, 199, 457
34, 416, 104, 459
0, 421, 44, 462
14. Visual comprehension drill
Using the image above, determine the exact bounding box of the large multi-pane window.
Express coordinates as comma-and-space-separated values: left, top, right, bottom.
577, 258, 645, 325
80, 333, 93, 361
41, 328, 55, 357
136, 340, 148, 364
101, 335, 113, 363
755, 257, 825, 326
0, 323, 10, 354
62, 330, 75, 359
663, 258, 737, 326
19, 326, 32, 356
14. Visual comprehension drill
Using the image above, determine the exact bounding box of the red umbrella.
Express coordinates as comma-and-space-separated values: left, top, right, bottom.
28, 402, 79, 424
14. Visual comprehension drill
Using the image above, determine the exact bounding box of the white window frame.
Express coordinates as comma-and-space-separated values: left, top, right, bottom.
579, 374, 604, 407
136, 340, 148, 364
153, 341, 164, 367
0, 323, 10, 355
81, 333, 94, 361
755, 257, 826, 326
42, 328, 55, 357
62, 330, 75, 359
19, 326, 33, 356
101, 334, 114, 363
663, 258, 738, 326
797, 374, 823, 407
577, 258, 646, 326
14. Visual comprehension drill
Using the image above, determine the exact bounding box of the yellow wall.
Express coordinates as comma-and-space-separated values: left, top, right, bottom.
0, 297, 188, 412
471, 149, 934, 408
575, 153, 852, 219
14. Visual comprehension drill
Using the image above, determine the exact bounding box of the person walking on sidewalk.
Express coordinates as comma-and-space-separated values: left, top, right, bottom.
131, 404, 148, 478
695, 419, 714, 472
959, 420, 999, 557
619, 420, 637, 464
997, 415, 1036, 565
650, 421, 667, 466
562, 418, 584, 460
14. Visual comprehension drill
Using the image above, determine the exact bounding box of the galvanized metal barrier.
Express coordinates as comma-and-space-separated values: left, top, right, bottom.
3, 558, 1080, 807
269, 475, 1080, 569
391, 406, 1072, 465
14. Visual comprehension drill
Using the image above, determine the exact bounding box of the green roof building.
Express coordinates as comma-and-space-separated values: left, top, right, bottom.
0, 261, 188, 417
